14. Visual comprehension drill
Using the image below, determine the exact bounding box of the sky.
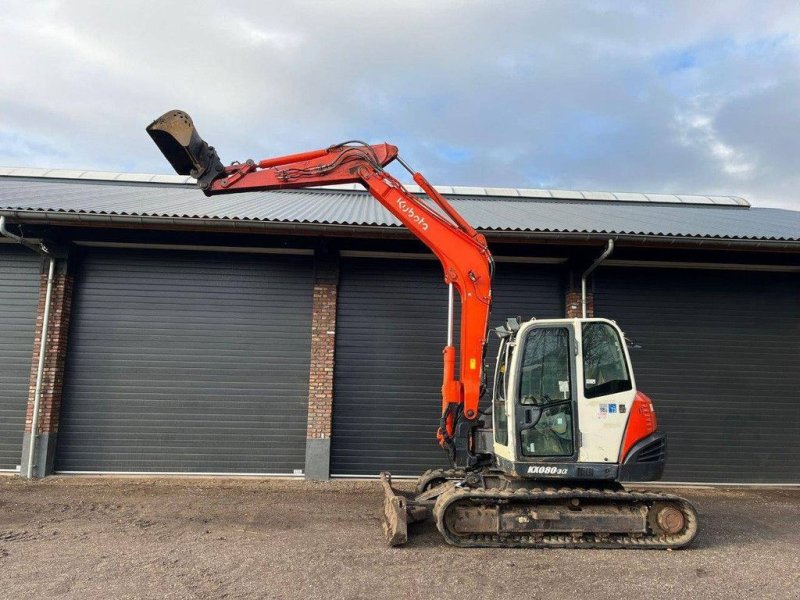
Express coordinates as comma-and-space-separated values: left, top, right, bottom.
1, 1, 799, 210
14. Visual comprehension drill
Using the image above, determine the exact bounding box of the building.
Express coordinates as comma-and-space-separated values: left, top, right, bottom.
0, 167, 798, 484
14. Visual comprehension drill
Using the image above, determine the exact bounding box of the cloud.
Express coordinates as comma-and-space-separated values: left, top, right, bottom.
0, 1, 798, 209
674, 101, 756, 177
222, 19, 305, 50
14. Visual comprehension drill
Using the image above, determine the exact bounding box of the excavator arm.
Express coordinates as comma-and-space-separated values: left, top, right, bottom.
146, 110, 493, 467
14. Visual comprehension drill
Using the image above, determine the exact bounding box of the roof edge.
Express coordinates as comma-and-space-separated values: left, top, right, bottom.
2, 208, 797, 249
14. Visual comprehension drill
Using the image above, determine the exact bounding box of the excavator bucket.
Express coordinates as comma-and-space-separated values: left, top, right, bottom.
146, 110, 225, 190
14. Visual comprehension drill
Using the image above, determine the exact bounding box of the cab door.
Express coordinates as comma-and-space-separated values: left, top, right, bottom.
576, 320, 637, 463
509, 322, 579, 463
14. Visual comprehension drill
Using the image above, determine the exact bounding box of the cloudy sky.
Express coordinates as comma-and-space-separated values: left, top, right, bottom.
1, 1, 799, 209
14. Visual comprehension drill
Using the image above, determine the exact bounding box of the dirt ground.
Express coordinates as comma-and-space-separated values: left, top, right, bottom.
0, 477, 798, 600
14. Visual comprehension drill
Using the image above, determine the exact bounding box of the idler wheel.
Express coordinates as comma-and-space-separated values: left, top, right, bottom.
656, 505, 686, 534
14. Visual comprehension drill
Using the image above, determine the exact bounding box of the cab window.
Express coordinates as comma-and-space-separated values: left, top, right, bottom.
493, 339, 509, 445
582, 322, 632, 398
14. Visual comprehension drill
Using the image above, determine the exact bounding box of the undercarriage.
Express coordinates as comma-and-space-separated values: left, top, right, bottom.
381, 469, 699, 549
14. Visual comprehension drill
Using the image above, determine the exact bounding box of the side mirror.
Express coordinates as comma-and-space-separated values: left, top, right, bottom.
625, 336, 642, 350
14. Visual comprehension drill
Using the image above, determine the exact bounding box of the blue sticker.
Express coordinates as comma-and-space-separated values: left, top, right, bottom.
608, 404, 617, 414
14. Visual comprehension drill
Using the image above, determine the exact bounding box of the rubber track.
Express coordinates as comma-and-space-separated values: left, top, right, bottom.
433, 486, 699, 549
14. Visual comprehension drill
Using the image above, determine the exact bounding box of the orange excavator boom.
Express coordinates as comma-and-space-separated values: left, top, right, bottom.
147, 110, 493, 467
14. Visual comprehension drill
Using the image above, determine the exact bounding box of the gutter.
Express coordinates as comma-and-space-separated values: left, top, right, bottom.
581, 239, 614, 318
0, 216, 55, 478
1, 209, 799, 251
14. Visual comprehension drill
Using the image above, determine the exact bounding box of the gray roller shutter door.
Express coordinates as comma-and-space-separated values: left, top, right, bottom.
0, 248, 40, 470
56, 249, 313, 474
595, 267, 800, 484
331, 258, 564, 477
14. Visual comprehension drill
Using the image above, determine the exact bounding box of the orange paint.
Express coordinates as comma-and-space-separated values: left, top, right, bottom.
620, 391, 658, 462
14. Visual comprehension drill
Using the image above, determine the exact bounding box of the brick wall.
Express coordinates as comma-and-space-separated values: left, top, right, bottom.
25, 260, 73, 437
566, 290, 593, 318
305, 255, 339, 440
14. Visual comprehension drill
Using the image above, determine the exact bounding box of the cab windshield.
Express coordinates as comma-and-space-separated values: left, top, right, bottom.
518, 327, 571, 406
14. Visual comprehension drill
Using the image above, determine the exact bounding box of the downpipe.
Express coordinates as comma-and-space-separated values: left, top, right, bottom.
581, 239, 614, 318
0, 216, 55, 478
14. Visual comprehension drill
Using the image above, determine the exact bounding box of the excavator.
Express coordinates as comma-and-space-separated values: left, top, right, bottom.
146, 110, 699, 549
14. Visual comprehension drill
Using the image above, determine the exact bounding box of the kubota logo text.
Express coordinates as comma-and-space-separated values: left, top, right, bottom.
397, 199, 429, 231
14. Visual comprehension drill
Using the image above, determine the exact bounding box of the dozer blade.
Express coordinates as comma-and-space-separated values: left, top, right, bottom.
380, 472, 408, 546
146, 110, 225, 191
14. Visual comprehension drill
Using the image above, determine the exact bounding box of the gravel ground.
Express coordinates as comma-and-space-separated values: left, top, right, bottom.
0, 476, 798, 599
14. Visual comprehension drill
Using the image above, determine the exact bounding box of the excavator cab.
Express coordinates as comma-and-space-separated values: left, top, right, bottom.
491, 317, 665, 482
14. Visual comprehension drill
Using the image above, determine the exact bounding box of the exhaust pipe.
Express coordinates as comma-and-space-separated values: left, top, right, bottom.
146, 110, 225, 190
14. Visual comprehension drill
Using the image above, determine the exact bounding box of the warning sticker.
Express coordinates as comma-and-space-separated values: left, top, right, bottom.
598, 404, 608, 419
608, 404, 617, 414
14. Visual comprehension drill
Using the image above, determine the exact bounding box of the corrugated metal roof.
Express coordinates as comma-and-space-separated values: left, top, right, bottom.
0, 166, 750, 206
0, 175, 798, 243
